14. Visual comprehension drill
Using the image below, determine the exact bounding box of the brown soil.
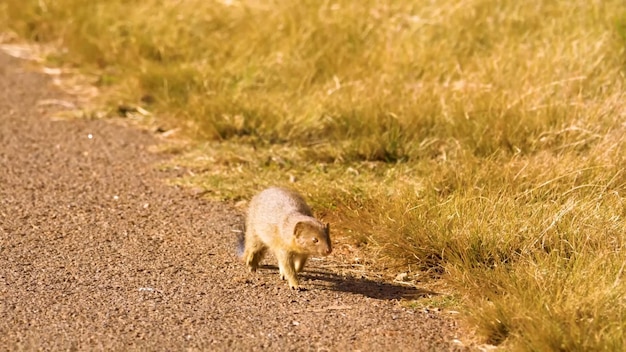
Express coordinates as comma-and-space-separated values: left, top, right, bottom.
0, 52, 468, 351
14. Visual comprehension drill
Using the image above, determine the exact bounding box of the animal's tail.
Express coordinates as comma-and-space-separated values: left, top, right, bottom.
235, 224, 245, 258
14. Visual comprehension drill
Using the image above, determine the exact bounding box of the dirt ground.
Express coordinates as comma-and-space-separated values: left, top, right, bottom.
0, 52, 469, 351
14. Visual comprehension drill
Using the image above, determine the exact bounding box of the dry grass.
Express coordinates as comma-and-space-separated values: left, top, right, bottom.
3, 0, 626, 349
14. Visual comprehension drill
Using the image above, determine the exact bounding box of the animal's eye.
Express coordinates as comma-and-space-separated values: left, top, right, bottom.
312, 238, 319, 243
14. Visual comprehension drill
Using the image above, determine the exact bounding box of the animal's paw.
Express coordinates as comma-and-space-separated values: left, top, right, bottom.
288, 281, 305, 291
246, 261, 258, 273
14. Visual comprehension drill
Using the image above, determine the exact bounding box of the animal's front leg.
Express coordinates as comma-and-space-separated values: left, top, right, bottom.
293, 254, 308, 273
275, 250, 300, 289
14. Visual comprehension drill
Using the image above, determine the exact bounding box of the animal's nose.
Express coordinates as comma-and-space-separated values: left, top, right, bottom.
325, 247, 332, 255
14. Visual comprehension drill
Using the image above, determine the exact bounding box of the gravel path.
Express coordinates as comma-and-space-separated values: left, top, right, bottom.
0, 52, 467, 351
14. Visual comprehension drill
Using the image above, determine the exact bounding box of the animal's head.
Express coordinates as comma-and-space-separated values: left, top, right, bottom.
294, 220, 332, 256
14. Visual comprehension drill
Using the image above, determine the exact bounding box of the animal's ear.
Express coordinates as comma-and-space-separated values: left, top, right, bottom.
294, 221, 306, 237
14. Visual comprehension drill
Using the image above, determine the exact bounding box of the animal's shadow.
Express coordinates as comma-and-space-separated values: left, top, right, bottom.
259, 264, 438, 300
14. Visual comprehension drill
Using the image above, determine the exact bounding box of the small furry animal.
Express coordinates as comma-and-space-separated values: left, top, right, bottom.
239, 187, 332, 289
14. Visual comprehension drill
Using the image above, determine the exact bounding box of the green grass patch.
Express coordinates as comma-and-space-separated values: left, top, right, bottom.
3, 0, 626, 349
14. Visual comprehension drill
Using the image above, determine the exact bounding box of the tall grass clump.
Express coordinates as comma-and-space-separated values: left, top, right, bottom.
3, 0, 622, 161
3, 0, 626, 349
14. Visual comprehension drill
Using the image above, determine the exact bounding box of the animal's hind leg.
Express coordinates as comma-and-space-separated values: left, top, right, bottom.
243, 231, 267, 272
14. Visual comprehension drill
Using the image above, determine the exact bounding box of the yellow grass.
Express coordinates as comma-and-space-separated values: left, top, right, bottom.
3, 0, 626, 349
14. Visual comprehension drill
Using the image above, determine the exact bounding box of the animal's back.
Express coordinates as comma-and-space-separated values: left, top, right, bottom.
247, 187, 312, 227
